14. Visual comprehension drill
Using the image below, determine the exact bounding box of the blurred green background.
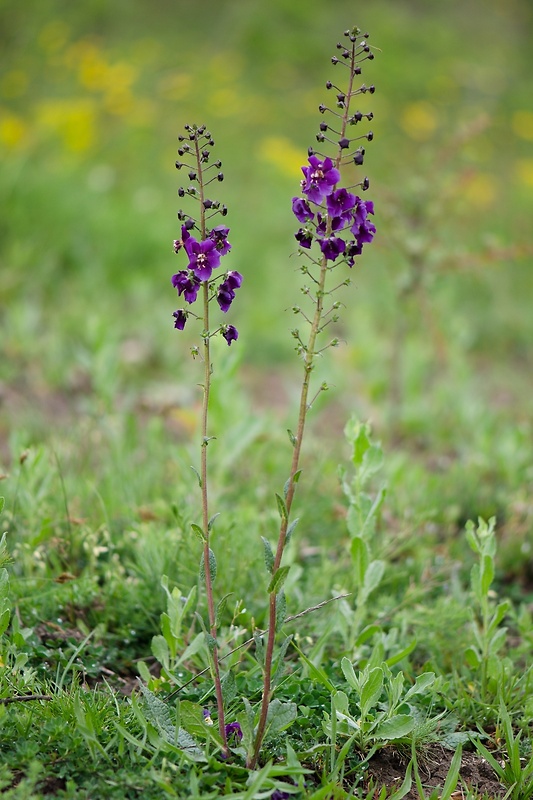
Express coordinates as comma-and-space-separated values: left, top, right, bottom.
1, 0, 533, 458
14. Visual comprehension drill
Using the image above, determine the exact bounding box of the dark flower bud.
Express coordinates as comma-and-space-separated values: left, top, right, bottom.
354, 66, 362, 75
353, 111, 363, 122
337, 93, 346, 103
339, 137, 350, 149
316, 132, 325, 142
308, 146, 315, 155
221, 205, 228, 216
363, 45, 370, 53
203, 199, 213, 208
198, 124, 206, 134
217, 172, 224, 181
173, 309, 187, 330
184, 218, 195, 230
175, 161, 183, 169
367, 112, 374, 120
364, 32, 369, 37
337, 41, 343, 48
178, 187, 185, 197
331, 57, 339, 64
188, 170, 197, 180
362, 177, 370, 190
184, 124, 191, 130
215, 160, 222, 168
367, 131, 374, 141
320, 122, 328, 131
208, 139, 215, 146
367, 52, 375, 60
369, 85, 376, 93
326, 80, 332, 89
318, 104, 327, 113
353, 148, 365, 165
342, 50, 350, 59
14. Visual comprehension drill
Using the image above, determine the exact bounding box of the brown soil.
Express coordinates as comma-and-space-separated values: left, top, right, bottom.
366, 744, 505, 799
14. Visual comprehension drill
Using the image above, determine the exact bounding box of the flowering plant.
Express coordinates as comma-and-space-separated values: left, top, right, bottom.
168, 25, 376, 767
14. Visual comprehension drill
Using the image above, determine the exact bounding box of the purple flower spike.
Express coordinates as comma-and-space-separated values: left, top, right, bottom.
225, 721, 243, 741
292, 197, 314, 224
301, 155, 340, 204
319, 236, 346, 261
186, 237, 221, 281
352, 196, 374, 226
172, 309, 187, 330
221, 325, 238, 346
209, 225, 232, 255
352, 218, 376, 245
225, 270, 243, 290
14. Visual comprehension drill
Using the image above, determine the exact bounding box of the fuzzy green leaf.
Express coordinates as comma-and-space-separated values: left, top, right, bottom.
262, 537, 275, 574
191, 523, 205, 543
267, 565, 290, 595
199, 548, 217, 584
360, 667, 383, 716
374, 713, 414, 740
275, 493, 288, 522
264, 699, 297, 739
286, 517, 299, 545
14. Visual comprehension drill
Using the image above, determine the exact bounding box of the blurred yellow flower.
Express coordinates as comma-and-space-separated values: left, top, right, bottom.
515, 159, 533, 188
400, 101, 438, 141
463, 172, 496, 208
36, 99, 97, 152
158, 73, 192, 101
1, 70, 28, 99
258, 136, 305, 179
208, 52, 244, 84
0, 110, 28, 149
512, 110, 533, 141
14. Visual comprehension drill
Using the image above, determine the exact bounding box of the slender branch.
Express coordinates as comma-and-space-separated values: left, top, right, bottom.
0, 694, 53, 704
249, 33, 367, 769
194, 133, 228, 756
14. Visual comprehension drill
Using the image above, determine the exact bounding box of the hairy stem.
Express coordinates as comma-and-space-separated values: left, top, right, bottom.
249, 40, 362, 769
194, 133, 228, 755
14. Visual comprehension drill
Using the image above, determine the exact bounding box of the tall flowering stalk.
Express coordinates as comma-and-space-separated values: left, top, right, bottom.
248, 27, 376, 769
171, 124, 242, 756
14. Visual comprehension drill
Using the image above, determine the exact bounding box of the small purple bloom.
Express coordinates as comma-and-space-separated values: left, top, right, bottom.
185, 237, 221, 281
172, 270, 201, 304
209, 225, 232, 255
221, 325, 238, 346
173, 224, 193, 253
352, 218, 376, 246
295, 228, 313, 249
327, 188, 356, 219
217, 270, 243, 312
352, 196, 374, 227
224, 721, 243, 741
319, 236, 346, 261
292, 197, 314, 224
172, 309, 187, 330
345, 241, 363, 266
301, 155, 340, 204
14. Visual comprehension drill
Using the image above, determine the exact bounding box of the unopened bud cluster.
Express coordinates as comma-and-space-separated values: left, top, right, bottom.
171, 124, 241, 345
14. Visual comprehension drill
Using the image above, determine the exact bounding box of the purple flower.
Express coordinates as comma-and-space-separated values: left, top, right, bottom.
209, 225, 232, 255
346, 241, 363, 266
173, 224, 193, 254
301, 155, 340, 204
327, 188, 356, 219
352, 218, 376, 246
185, 237, 221, 281
221, 325, 238, 346
292, 197, 314, 224
319, 236, 346, 261
352, 196, 374, 227
295, 228, 313, 249
270, 792, 290, 800
224, 721, 243, 741
172, 270, 201, 304
217, 271, 243, 313
172, 309, 187, 330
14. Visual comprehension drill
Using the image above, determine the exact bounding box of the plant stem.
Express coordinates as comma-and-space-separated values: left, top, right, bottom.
248, 42, 361, 769
194, 133, 228, 756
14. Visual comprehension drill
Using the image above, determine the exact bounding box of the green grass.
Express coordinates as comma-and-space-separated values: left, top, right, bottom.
1, 0, 533, 796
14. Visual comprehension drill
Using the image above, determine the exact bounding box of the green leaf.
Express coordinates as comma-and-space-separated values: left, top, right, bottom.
272, 633, 293, 687
293, 642, 336, 692
221, 670, 237, 706
480, 553, 495, 596
275, 493, 288, 522
464, 645, 481, 669
286, 517, 299, 544
267, 565, 290, 595
0, 497, 4, 514
262, 537, 274, 574
333, 690, 349, 714
351, 537, 369, 588
264, 699, 297, 739
191, 523, 205, 543
275, 589, 286, 630
208, 513, 220, 532
361, 559, 385, 603
287, 429, 297, 447
355, 624, 381, 646
341, 657, 359, 692
487, 599, 511, 635
253, 630, 265, 665
440, 744, 462, 800
404, 672, 435, 700
385, 638, 417, 668
151, 634, 170, 670
215, 593, 232, 627
190, 466, 202, 489
199, 548, 217, 584
374, 714, 414, 740
360, 667, 383, 716
139, 684, 204, 759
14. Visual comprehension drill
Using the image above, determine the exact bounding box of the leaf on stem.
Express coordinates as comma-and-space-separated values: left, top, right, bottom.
267, 565, 291, 595
262, 537, 275, 574
199, 548, 217, 584
275, 493, 288, 522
